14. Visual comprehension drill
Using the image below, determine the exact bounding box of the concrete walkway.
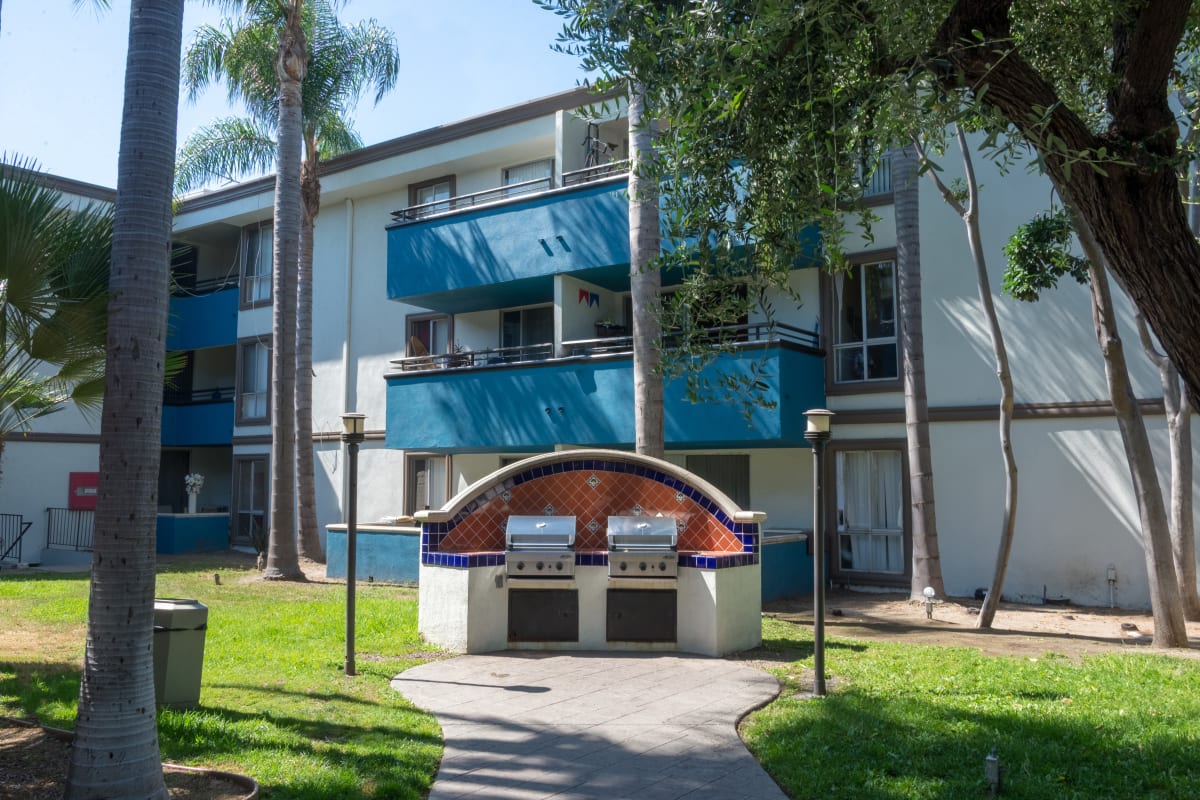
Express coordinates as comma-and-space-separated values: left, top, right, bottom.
391, 652, 788, 800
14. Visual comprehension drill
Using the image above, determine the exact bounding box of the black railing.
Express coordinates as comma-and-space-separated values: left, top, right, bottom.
170, 274, 239, 297
391, 176, 554, 223
562, 159, 629, 187
46, 508, 94, 552
0, 514, 32, 562
391, 342, 555, 372
389, 323, 820, 374
163, 385, 235, 405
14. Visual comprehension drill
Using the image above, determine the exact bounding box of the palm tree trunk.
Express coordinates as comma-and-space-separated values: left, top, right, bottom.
264, 2, 307, 580
892, 145, 944, 600
1074, 212, 1188, 647
64, 2, 182, 796
295, 147, 323, 562
629, 81, 664, 459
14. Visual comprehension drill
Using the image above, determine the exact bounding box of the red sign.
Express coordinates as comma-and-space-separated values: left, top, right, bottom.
68, 472, 99, 511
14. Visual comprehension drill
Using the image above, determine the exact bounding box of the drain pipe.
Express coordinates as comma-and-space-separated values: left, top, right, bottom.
342, 198, 356, 415
1106, 563, 1118, 609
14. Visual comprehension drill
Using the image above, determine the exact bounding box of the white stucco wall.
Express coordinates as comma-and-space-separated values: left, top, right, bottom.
1, 440, 98, 561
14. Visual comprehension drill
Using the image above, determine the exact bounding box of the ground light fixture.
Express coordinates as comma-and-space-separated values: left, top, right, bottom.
923, 585, 937, 620
341, 412, 366, 676
804, 408, 834, 697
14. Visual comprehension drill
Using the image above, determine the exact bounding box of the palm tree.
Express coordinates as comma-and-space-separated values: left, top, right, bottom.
628, 82, 664, 458
179, 0, 398, 568
0, 159, 110, 483
891, 145, 945, 601
64, 1, 184, 795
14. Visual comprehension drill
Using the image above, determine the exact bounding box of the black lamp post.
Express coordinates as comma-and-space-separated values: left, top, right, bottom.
804, 408, 834, 697
341, 412, 365, 677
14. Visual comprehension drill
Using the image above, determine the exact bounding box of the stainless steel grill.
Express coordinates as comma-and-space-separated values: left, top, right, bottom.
607, 516, 678, 578
505, 515, 576, 579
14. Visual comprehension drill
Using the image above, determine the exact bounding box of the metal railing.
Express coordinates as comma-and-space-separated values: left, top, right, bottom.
170, 274, 239, 297
390, 322, 819, 374
163, 385, 235, 405
391, 160, 631, 224
46, 508, 95, 552
391, 342, 555, 372
0, 514, 31, 562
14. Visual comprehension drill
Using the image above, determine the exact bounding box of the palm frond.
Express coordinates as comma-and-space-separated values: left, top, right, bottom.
175, 117, 279, 193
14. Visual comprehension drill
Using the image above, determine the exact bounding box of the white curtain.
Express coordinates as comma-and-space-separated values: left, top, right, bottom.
838, 450, 903, 573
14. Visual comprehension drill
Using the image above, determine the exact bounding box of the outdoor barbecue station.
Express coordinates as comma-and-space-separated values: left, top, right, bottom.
416, 449, 764, 656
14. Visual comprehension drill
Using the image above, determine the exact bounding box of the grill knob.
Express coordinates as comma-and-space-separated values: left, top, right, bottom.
516, 562, 525, 571
536, 561, 544, 571
639, 561, 648, 572
555, 561, 564, 571
659, 561, 667, 572
619, 562, 628, 572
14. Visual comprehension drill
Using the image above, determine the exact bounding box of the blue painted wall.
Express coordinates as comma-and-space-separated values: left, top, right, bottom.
385, 346, 824, 452
156, 514, 229, 554
761, 538, 815, 601
161, 401, 234, 447
326, 527, 420, 585
387, 181, 630, 312
167, 287, 238, 351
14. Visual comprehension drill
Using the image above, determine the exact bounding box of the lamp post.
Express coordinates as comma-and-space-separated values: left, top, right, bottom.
804, 408, 834, 697
341, 412, 366, 677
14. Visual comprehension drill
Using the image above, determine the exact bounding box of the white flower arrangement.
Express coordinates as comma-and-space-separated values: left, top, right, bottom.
184, 472, 205, 495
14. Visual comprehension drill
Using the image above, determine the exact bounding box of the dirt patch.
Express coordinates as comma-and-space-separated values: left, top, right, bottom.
760, 590, 1200, 660
0, 721, 253, 800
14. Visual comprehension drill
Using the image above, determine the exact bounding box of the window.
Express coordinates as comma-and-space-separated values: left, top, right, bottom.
241, 223, 272, 307
409, 175, 455, 215
405, 454, 448, 516
836, 449, 904, 574
236, 337, 270, 424
407, 313, 451, 357
501, 305, 553, 358
833, 260, 898, 383
233, 456, 268, 549
685, 454, 750, 509
502, 158, 553, 197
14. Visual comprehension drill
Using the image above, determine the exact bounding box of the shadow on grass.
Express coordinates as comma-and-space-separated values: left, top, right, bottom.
0, 661, 81, 724
747, 686, 1200, 800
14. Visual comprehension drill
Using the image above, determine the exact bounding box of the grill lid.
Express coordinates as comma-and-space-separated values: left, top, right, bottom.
607, 515, 678, 550
505, 515, 577, 550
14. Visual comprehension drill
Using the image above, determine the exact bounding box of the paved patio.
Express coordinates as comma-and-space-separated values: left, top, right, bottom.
391, 652, 788, 800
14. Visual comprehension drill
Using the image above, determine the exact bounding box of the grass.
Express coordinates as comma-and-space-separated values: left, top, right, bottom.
0, 559, 442, 799
743, 617, 1200, 800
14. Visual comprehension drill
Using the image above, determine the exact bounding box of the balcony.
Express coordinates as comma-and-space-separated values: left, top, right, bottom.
384, 323, 824, 452
162, 387, 235, 446
386, 165, 631, 313
167, 278, 238, 351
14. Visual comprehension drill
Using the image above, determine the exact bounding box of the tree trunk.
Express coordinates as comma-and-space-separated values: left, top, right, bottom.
935, 2, 1200, 408
64, 2, 182, 796
1074, 213, 1188, 648
295, 145, 323, 563
629, 81, 664, 459
892, 146, 944, 600
920, 128, 1018, 628
264, 3, 307, 580
1132, 312, 1200, 620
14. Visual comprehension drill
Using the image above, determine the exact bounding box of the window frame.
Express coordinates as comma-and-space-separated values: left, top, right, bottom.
500, 304, 554, 350
234, 335, 272, 426
825, 438, 910, 587
408, 174, 456, 213
404, 453, 451, 517
501, 158, 554, 196
239, 222, 273, 310
821, 249, 902, 395
406, 312, 454, 357
232, 454, 269, 549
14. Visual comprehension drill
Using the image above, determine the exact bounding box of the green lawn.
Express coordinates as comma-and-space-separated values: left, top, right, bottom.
744, 617, 1200, 800
0, 560, 442, 800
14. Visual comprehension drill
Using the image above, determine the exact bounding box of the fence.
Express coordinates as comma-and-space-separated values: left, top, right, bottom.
46, 508, 94, 551
0, 514, 31, 562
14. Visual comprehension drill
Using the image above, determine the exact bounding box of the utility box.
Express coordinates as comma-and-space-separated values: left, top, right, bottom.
153, 598, 208, 708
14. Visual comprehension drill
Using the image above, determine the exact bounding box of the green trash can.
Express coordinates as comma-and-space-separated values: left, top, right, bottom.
153, 598, 208, 708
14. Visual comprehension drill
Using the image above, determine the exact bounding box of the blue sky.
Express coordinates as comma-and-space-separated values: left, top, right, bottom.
0, 1, 588, 188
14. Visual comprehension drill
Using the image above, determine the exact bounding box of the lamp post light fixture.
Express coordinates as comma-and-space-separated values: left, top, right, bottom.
804, 408, 834, 697
341, 412, 366, 677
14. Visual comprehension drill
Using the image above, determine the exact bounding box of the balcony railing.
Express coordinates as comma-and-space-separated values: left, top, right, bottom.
388, 323, 819, 374
46, 508, 94, 552
170, 274, 239, 297
164, 385, 235, 405
390, 160, 631, 225
1, 514, 32, 562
